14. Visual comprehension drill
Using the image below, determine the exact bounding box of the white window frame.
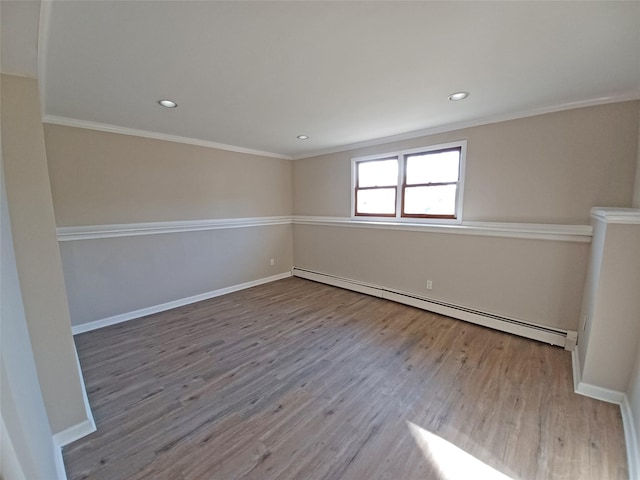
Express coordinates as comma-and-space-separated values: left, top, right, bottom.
351, 140, 467, 224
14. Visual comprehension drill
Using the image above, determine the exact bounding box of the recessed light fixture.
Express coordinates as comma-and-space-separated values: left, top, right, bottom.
448, 92, 469, 101
158, 99, 178, 108
297, 135, 310, 140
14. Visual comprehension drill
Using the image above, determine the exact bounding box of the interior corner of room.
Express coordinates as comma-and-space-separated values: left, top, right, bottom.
1, 1, 640, 479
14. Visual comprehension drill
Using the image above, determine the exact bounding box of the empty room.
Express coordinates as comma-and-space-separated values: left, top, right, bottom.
2, 1, 640, 479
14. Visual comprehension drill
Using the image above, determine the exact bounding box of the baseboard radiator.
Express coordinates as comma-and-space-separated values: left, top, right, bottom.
292, 267, 576, 350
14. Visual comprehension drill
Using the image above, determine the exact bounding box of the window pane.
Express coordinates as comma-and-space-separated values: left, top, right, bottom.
406, 150, 460, 185
403, 185, 457, 216
358, 159, 398, 188
357, 188, 396, 215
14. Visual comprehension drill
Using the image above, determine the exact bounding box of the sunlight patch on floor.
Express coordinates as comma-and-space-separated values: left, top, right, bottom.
407, 421, 513, 480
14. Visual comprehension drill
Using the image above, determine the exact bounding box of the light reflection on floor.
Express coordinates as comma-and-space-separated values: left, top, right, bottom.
407, 421, 514, 480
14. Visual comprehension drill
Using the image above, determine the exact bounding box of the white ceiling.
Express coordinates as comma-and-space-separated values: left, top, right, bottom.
16, 2, 640, 158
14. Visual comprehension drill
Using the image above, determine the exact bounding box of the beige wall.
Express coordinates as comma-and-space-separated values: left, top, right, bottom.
294, 225, 589, 330
0, 82, 59, 479
44, 124, 293, 226
292, 102, 639, 332
1, 74, 88, 435
44, 124, 295, 327
579, 222, 640, 391
294, 101, 639, 224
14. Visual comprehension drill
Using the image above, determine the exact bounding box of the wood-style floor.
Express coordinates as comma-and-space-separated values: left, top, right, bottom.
64, 277, 628, 480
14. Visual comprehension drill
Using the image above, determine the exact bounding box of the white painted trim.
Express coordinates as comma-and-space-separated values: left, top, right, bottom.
57, 216, 592, 243
42, 115, 293, 160
293, 216, 593, 243
53, 445, 67, 480
52, 419, 96, 448
591, 208, 640, 225
574, 381, 626, 404
350, 140, 467, 224
72, 271, 292, 335
621, 395, 639, 480
73, 343, 96, 433
292, 93, 640, 160
572, 348, 638, 478
293, 267, 571, 348
571, 348, 626, 404
572, 346, 582, 394
57, 216, 292, 241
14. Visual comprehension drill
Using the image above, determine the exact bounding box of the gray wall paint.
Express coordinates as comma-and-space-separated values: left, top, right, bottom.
1, 131, 58, 479
62, 224, 293, 325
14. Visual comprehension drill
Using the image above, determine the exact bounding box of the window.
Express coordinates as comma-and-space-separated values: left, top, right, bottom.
353, 141, 466, 222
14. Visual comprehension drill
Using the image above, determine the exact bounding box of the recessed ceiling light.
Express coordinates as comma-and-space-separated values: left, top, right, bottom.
297, 135, 310, 140
158, 99, 178, 108
448, 92, 469, 101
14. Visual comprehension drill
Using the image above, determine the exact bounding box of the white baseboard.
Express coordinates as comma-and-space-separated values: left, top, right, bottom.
53, 444, 67, 480
292, 267, 572, 348
71, 271, 293, 335
571, 348, 626, 404
572, 348, 636, 479
621, 395, 639, 480
52, 418, 96, 448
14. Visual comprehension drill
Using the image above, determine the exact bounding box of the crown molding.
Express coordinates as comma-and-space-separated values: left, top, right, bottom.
292, 93, 640, 160
591, 208, 640, 225
42, 115, 293, 160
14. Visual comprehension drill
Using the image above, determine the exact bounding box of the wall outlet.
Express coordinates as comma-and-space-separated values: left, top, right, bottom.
270, 258, 275, 266
426, 280, 433, 290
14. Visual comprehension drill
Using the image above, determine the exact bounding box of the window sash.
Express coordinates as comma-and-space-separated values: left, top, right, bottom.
401, 147, 461, 219
352, 142, 465, 221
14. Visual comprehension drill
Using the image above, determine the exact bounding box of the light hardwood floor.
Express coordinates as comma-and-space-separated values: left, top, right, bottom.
64, 277, 628, 479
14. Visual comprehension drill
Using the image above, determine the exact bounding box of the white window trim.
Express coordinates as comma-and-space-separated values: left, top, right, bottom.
351, 140, 467, 224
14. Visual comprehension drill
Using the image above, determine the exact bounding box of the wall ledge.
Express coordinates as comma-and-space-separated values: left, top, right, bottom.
57, 216, 593, 243
294, 215, 592, 243
57, 216, 292, 241
591, 208, 640, 225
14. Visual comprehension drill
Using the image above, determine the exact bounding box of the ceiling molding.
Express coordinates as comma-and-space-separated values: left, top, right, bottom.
42, 115, 293, 160
292, 93, 640, 160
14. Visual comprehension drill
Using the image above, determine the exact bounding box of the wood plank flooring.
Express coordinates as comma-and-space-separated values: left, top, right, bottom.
64, 277, 628, 479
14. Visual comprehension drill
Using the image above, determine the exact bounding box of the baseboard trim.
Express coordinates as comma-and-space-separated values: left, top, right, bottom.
621, 395, 639, 480
52, 418, 96, 448
53, 444, 67, 480
572, 348, 637, 477
571, 348, 626, 404
71, 272, 293, 335
292, 267, 572, 348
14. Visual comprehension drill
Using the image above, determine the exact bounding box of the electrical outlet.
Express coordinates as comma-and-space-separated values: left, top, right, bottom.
426, 280, 433, 290
270, 258, 275, 266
